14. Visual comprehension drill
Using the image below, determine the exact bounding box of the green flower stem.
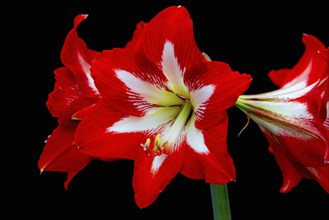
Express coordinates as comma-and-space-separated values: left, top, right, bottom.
210, 184, 231, 220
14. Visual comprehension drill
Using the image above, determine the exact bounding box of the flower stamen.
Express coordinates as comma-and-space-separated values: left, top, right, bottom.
141, 134, 169, 157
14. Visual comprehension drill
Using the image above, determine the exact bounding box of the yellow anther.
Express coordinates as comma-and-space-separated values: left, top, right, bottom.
154, 134, 162, 148
145, 138, 151, 147
154, 134, 169, 151
141, 134, 169, 157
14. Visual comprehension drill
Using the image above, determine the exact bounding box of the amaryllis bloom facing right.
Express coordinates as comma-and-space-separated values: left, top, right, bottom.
236, 34, 329, 193
74, 5, 252, 208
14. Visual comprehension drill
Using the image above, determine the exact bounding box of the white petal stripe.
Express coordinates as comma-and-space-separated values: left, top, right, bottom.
161, 40, 189, 98
108, 106, 181, 133
77, 51, 99, 94
190, 85, 215, 120
249, 101, 312, 120
151, 154, 167, 175
186, 115, 209, 154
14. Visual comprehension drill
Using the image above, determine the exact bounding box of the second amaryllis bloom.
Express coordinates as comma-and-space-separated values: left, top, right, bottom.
74, 5, 252, 208
38, 14, 147, 189
235, 34, 329, 194
38, 14, 101, 189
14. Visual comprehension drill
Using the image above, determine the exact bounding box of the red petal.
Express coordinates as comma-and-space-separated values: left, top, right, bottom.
74, 101, 143, 159
310, 164, 329, 193
60, 14, 100, 97
269, 144, 303, 193
46, 67, 81, 118
273, 131, 326, 167
268, 34, 326, 87
317, 48, 329, 124
47, 66, 99, 120
264, 128, 329, 193
38, 120, 92, 173
64, 171, 80, 190
267, 68, 290, 87
124, 21, 146, 50
72, 103, 96, 120
132, 148, 184, 208
270, 143, 329, 194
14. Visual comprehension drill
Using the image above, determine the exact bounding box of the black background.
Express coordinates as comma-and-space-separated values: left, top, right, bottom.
14, 0, 329, 219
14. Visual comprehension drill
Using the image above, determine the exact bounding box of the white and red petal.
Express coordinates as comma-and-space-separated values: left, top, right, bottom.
75, 101, 146, 160
187, 61, 252, 130
132, 146, 184, 208
60, 14, 100, 97
91, 48, 174, 116
182, 116, 236, 183
114, 68, 184, 107
137, 6, 206, 72
161, 40, 189, 97
190, 85, 215, 121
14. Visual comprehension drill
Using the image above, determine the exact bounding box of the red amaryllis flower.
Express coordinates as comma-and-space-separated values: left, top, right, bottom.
74, 5, 252, 208
236, 34, 329, 193
38, 14, 101, 189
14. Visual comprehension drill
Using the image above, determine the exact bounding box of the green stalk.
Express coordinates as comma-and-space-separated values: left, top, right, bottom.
210, 184, 231, 220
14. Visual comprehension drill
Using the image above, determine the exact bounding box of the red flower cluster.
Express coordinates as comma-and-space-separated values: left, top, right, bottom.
38, 5, 329, 208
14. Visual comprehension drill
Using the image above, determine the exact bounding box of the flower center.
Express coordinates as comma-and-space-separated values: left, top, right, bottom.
141, 100, 193, 157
